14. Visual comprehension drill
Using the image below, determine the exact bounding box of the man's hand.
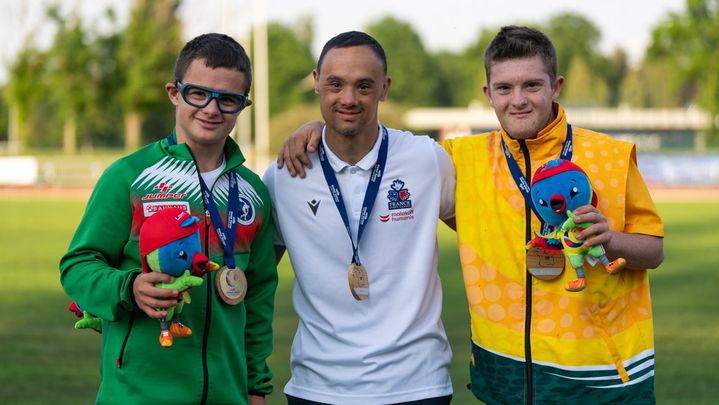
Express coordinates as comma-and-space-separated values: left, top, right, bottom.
132, 272, 179, 319
571, 205, 611, 247
248, 395, 266, 405
277, 120, 324, 178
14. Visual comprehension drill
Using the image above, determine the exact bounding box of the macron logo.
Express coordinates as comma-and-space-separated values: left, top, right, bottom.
307, 200, 320, 216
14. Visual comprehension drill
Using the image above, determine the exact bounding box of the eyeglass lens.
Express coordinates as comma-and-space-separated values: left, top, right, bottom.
180, 83, 245, 113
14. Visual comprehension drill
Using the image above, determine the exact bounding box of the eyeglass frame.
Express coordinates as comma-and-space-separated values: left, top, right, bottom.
175, 81, 249, 114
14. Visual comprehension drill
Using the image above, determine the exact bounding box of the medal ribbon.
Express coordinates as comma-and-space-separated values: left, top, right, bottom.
500, 124, 573, 234
167, 132, 240, 268
318, 125, 389, 266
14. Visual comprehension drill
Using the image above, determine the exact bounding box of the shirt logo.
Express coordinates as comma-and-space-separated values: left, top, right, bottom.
154, 182, 173, 193
387, 179, 412, 210
142, 181, 187, 201
307, 199, 320, 216
238, 196, 255, 225
142, 201, 191, 217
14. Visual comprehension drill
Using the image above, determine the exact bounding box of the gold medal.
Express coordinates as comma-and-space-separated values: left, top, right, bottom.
347, 262, 369, 301
526, 247, 565, 280
215, 266, 247, 305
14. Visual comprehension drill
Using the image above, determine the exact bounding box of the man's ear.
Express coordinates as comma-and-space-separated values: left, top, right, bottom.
379, 76, 392, 102
312, 69, 319, 94
482, 84, 494, 108
551, 75, 565, 101
166, 83, 180, 106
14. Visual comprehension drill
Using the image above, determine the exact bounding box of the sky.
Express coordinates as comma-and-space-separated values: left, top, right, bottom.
0, 0, 687, 84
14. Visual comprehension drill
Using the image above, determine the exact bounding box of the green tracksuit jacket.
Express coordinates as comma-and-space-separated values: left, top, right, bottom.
60, 133, 278, 405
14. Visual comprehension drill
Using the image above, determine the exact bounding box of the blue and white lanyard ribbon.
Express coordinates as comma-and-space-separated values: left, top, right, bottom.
167, 132, 240, 268
500, 124, 573, 234
318, 126, 389, 266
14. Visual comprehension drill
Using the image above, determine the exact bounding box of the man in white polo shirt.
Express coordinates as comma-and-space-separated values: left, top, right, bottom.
263, 31, 456, 404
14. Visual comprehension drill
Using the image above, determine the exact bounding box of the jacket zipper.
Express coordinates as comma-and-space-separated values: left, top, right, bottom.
186, 146, 214, 405
200, 207, 212, 405
519, 139, 534, 405
116, 311, 136, 368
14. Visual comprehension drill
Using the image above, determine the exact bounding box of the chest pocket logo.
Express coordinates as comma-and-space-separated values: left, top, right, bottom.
238, 196, 256, 225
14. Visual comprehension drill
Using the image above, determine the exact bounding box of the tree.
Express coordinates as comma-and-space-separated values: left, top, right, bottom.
433, 27, 497, 107
4, 42, 47, 152
83, 9, 126, 148
648, 0, 719, 142
45, 6, 96, 153
267, 19, 315, 117
560, 55, 608, 108
118, 0, 182, 151
543, 13, 624, 106
543, 13, 603, 77
365, 16, 442, 107
621, 61, 683, 108
602, 49, 629, 107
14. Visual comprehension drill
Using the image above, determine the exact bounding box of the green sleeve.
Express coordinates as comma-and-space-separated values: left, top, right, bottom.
59, 159, 140, 321
243, 183, 279, 396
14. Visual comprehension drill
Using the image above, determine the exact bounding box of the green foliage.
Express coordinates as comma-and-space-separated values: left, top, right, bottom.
560, 55, 608, 107
365, 16, 444, 107
0, 90, 8, 142
118, 0, 181, 112
3, 3, 717, 149
267, 103, 321, 155
543, 13, 603, 77
648, 0, 719, 139
603, 49, 629, 107
267, 20, 315, 117
543, 13, 627, 107
4, 42, 48, 149
621, 62, 684, 108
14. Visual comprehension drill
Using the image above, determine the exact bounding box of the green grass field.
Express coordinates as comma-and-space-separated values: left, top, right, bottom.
1, 199, 717, 404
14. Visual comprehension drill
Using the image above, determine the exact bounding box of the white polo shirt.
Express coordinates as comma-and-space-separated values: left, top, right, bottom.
263, 125, 455, 404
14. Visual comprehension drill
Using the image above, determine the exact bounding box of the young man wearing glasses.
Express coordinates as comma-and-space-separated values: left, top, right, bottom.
60, 33, 277, 405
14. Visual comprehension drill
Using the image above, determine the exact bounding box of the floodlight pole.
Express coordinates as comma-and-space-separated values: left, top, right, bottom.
252, 0, 270, 173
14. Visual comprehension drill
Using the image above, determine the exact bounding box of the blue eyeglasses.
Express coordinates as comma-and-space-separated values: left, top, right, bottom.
176, 81, 248, 114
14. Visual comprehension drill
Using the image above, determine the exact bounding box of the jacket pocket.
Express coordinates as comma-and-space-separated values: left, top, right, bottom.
116, 312, 136, 368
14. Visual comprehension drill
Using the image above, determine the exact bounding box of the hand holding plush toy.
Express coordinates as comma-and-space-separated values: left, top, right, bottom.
139, 207, 219, 348
527, 159, 625, 292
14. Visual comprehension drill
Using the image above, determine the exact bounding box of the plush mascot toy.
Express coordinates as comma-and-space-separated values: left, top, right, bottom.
68, 301, 102, 333
527, 159, 626, 292
139, 207, 219, 348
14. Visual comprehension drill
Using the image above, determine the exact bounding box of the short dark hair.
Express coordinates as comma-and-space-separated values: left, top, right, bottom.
174, 33, 252, 94
317, 31, 387, 74
484, 26, 557, 84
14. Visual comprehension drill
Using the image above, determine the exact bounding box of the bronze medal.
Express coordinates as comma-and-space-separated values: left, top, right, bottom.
526, 248, 565, 280
215, 266, 247, 305
347, 263, 369, 301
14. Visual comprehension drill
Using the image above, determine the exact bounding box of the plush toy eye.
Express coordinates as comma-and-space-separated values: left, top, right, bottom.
177, 250, 188, 260
538, 199, 548, 207
570, 187, 579, 198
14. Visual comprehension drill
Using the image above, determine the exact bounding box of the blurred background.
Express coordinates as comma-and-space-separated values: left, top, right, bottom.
1, 0, 718, 182
0, 0, 718, 404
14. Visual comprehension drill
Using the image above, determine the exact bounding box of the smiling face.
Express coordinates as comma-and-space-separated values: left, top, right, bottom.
166, 58, 251, 152
483, 55, 564, 140
313, 45, 390, 140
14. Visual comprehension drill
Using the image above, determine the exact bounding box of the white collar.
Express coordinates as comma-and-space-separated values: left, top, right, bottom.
320, 123, 383, 172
